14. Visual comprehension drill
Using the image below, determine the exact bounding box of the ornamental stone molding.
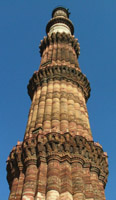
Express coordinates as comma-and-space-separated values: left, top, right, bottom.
28, 65, 90, 101
39, 32, 80, 58
7, 132, 108, 190
46, 17, 74, 35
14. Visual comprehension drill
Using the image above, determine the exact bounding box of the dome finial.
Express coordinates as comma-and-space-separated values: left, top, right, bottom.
52, 6, 70, 18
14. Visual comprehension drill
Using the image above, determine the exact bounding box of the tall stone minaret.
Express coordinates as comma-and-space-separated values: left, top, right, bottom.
7, 7, 108, 200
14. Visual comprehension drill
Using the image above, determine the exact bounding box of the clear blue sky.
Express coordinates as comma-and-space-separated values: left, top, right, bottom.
0, 1, 116, 199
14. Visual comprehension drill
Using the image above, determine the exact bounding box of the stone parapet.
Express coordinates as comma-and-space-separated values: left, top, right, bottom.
28, 65, 90, 101
39, 32, 80, 59
7, 132, 108, 194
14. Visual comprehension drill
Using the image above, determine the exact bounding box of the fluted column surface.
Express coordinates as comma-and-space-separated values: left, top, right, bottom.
25, 77, 92, 141
7, 8, 108, 200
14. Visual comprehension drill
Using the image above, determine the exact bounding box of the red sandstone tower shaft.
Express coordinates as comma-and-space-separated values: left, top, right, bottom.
7, 7, 108, 200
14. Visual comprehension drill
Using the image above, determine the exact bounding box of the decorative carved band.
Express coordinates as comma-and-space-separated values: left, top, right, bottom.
39, 32, 80, 57
46, 17, 74, 35
28, 65, 91, 101
7, 132, 108, 189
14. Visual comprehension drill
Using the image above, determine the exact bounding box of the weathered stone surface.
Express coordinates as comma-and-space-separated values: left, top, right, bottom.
7, 132, 108, 194
46, 190, 59, 200
60, 192, 73, 200
7, 7, 108, 200
26, 73, 92, 140
28, 65, 90, 102
47, 160, 60, 192
35, 192, 45, 200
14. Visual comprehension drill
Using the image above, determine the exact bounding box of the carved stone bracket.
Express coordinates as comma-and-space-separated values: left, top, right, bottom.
28, 65, 91, 101
7, 132, 108, 189
6, 147, 19, 189
39, 32, 80, 57
23, 137, 37, 167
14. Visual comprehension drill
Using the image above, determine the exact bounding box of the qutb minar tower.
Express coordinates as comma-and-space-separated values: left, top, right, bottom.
7, 7, 108, 200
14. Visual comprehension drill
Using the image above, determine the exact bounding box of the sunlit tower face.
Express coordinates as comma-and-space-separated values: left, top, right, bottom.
7, 7, 108, 200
